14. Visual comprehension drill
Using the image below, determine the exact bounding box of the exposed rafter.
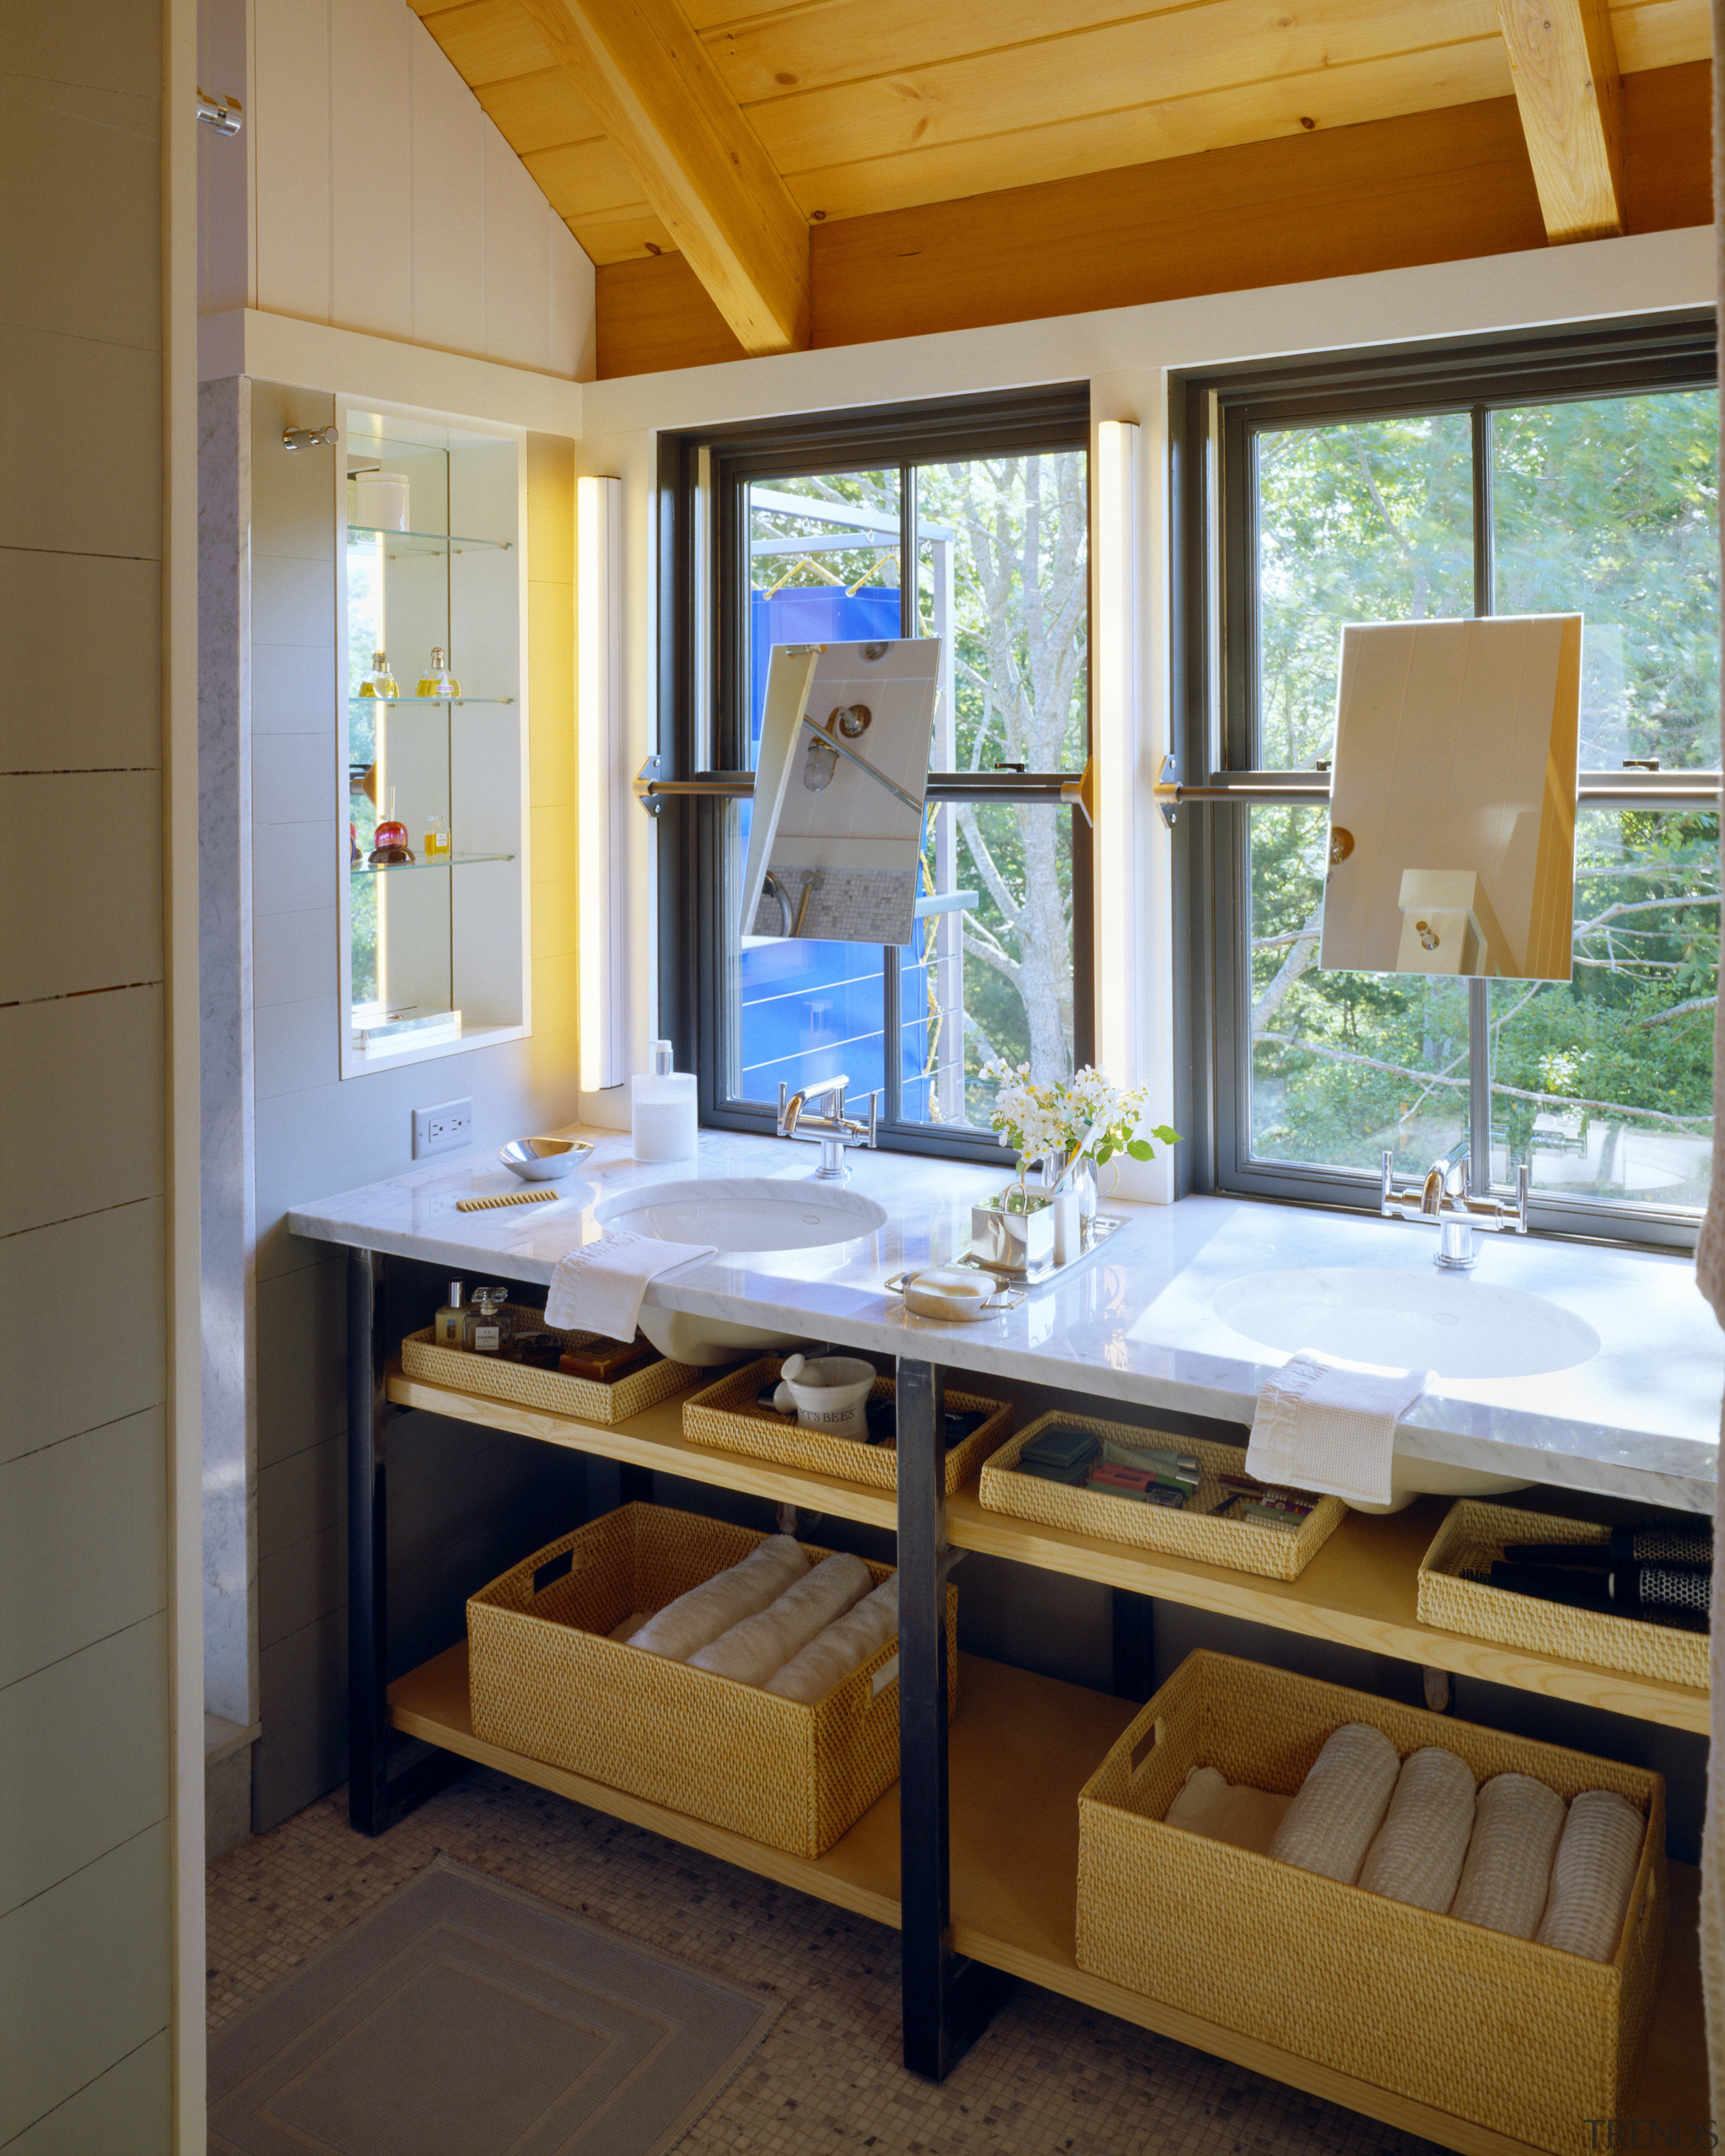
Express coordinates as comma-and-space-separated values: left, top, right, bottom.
1493, 0, 1625, 243
515, 0, 810, 354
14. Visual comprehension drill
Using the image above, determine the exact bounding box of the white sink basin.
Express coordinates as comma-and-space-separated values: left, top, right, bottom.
1212, 1265, 1601, 1380
593, 1176, 888, 1364
1211, 1265, 1603, 1511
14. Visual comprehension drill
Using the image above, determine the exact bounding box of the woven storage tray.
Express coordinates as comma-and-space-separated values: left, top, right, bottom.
1418, 1498, 1708, 1694
401, 1304, 701, 1425
468, 1501, 958, 1858
1077, 1649, 1666, 2154
977, 1410, 1345, 1581
682, 1357, 1010, 1496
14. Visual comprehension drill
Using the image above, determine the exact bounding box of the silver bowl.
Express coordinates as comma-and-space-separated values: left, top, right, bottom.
499, 1135, 592, 1182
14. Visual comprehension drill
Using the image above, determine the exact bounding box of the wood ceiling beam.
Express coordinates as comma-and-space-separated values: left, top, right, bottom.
515, 0, 810, 353
1493, 0, 1625, 242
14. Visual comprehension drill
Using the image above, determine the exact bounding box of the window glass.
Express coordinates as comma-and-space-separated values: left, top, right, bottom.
728, 450, 1086, 1133
1255, 414, 1474, 768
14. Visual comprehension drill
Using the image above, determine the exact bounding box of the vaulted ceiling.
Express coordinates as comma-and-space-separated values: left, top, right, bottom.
406, 0, 1714, 377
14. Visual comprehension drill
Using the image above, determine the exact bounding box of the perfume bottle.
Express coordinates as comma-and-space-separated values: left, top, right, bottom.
423, 813, 451, 861
369, 788, 414, 867
434, 1281, 466, 1347
416, 646, 460, 697
467, 1286, 509, 1355
359, 650, 398, 698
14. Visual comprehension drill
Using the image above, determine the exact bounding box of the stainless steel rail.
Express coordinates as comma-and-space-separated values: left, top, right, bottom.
1150, 757, 1722, 823
633, 754, 1099, 819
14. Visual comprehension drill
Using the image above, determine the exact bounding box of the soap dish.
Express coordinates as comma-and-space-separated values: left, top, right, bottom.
884, 1265, 1022, 1321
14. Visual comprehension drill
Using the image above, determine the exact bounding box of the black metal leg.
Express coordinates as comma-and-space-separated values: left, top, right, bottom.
347, 1246, 393, 1835
1111, 1588, 1156, 1701
896, 1355, 1013, 2080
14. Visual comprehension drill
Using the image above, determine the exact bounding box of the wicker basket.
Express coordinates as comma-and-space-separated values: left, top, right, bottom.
683, 1358, 1010, 1496
977, 1410, 1346, 1581
401, 1304, 701, 1425
468, 1502, 958, 1858
1077, 1650, 1666, 2153
1418, 1499, 1708, 1694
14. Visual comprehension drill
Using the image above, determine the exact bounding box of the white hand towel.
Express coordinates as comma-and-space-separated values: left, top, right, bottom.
1357, 1744, 1477, 1911
1449, 1771, 1567, 1938
766, 1577, 900, 1703
1164, 1765, 1292, 1856
545, 1228, 716, 1341
688, 1553, 874, 1686
1245, 1347, 1432, 1509
1535, 1788, 1645, 1961
627, 1535, 809, 1661
1267, 1721, 1401, 1884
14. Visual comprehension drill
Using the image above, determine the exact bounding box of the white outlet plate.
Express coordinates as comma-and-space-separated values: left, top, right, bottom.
412, 1098, 472, 1158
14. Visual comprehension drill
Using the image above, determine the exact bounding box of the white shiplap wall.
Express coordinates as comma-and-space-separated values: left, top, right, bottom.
203, 0, 594, 380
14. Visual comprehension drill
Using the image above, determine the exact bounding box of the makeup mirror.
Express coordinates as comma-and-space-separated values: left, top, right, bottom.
1319, 613, 1582, 981
739, 637, 941, 946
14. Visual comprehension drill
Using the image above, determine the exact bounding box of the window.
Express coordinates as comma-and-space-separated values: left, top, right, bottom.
1176, 321, 1718, 1244
660, 390, 1092, 1158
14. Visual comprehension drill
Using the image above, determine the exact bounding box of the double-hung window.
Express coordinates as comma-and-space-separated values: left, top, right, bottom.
660, 389, 1093, 1160
1174, 320, 1719, 1245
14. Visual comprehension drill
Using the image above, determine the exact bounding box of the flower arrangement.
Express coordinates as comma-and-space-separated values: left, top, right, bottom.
976, 1059, 1179, 1190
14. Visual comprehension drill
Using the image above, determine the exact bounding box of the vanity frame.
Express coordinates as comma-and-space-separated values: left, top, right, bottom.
338, 1242, 1705, 2149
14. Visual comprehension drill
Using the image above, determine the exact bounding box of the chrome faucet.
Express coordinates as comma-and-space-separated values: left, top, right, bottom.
1381, 1147, 1528, 1270
777, 1074, 879, 1180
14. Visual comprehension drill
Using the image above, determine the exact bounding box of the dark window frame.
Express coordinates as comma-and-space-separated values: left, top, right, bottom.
658, 385, 1095, 1164
1169, 313, 1719, 1248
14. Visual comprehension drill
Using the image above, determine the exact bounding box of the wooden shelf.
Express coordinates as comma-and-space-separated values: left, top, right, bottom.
389, 1645, 1705, 2156
387, 1368, 1709, 1734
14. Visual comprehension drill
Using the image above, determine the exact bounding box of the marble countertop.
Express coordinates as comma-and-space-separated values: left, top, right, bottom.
290, 1125, 1723, 1513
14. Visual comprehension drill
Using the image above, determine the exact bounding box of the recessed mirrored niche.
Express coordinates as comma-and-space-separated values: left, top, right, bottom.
339, 403, 527, 1076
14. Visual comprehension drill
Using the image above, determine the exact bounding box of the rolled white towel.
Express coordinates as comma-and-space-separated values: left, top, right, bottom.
766, 1577, 900, 1703
1535, 1788, 1645, 1961
1164, 1765, 1291, 1856
1266, 1722, 1400, 1884
689, 1552, 875, 1686
1449, 1772, 1567, 1938
626, 1535, 809, 1661
1356, 1745, 1477, 1911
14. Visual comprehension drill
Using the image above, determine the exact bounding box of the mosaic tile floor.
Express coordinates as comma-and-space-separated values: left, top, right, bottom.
207, 1765, 1441, 2156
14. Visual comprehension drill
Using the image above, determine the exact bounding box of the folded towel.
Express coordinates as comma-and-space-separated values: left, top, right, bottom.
1245, 1348, 1432, 1509
1164, 1765, 1292, 1856
545, 1228, 716, 1341
766, 1577, 900, 1703
1535, 1788, 1645, 1961
627, 1535, 809, 1661
1267, 1722, 1401, 1884
689, 1553, 875, 1686
1356, 1745, 1477, 1911
1449, 1771, 1567, 1938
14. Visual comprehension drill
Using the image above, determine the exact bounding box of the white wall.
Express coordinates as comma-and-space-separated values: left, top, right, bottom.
199, 0, 595, 381
577, 228, 1715, 1191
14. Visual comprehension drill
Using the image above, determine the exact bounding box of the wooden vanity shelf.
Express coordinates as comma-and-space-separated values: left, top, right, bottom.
385, 1364, 1710, 1735
387, 1644, 1705, 2156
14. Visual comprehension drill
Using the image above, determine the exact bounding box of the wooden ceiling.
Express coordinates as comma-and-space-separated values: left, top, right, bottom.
406, 0, 1714, 376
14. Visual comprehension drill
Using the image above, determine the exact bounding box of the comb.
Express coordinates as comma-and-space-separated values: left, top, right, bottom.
456, 1188, 562, 1212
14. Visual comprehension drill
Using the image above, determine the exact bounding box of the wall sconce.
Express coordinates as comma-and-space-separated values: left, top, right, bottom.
577, 475, 627, 1091
1093, 418, 1140, 1077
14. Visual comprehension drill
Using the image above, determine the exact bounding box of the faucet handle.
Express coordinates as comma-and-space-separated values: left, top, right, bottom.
862, 1089, 879, 1148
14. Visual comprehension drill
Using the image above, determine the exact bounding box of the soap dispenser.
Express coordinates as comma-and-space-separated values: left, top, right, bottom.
631, 1039, 697, 1161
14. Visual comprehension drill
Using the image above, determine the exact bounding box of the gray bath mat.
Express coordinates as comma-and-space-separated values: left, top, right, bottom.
208, 1856, 778, 2156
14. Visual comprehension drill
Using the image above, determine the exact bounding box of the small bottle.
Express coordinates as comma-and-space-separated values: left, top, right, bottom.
369, 788, 413, 867
433, 1281, 466, 1347
359, 650, 398, 699
631, 1039, 697, 1161
422, 813, 451, 861
467, 1286, 509, 1355
416, 645, 460, 698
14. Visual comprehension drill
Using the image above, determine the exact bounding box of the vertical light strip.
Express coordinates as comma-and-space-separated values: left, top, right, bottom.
1093, 420, 1141, 1080
577, 474, 627, 1090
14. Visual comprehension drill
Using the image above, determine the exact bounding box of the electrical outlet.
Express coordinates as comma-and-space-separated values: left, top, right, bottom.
412, 1098, 472, 1159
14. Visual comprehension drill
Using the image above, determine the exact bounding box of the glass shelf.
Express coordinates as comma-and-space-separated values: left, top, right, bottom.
347, 695, 515, 707
350, 852, 515, 876
346, 524, 512, 555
